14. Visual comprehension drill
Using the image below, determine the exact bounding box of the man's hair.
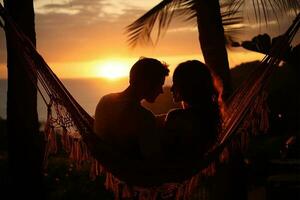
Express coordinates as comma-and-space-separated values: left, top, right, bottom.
129, 57, 169, 85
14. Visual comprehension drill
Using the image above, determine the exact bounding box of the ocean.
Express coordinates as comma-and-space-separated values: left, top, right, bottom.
0, 78, 129, 122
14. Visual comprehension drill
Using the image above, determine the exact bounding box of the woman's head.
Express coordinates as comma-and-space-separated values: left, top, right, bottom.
171, 60, 224, 138
171, 60, 221, 106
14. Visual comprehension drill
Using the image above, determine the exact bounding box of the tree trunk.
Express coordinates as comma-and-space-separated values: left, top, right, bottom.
196, 0, 232, 100
196, 1, 247, 200
4, 0, 44, 198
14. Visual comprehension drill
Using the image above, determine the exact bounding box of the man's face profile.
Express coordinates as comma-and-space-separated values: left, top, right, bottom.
144, 77, 165, 103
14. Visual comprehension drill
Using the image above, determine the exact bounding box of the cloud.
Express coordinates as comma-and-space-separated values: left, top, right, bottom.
31, 6, 172, 62
37, 0, 128, 17
32, 4, 201, 62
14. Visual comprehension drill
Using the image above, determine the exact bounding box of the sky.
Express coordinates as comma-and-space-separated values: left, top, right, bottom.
0, 0, 299, 80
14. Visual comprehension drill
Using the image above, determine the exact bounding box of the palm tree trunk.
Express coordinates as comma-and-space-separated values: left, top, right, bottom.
4, 0, 44, 198
196, 1, 247, 200
196, 0, 232, 100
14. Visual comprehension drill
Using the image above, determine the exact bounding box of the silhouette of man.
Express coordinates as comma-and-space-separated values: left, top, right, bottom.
94, 57, 169, 160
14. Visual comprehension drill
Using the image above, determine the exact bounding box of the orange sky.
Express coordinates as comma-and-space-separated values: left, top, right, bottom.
0, 0, 299, 80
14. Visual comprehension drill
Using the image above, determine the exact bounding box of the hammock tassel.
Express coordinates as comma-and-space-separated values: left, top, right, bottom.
90, 159, 105, 180
44, 121, 58, 157
175, 186, 184, 200
104, 172, 114, 191
43, 120, 56, 167
61, 127, 71, 153
121, 184, 133, 199
81, 142, 90, 162
187, 176, 197, 195
202, 162, 216, 176
138, 189, 151, 200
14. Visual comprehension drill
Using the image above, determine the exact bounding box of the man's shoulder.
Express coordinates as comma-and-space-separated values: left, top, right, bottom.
100, 93, 119, 102
95, 93, 119, 112
98, 93, 121, 105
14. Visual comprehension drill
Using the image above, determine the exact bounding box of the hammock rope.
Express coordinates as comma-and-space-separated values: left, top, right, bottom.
1, 4, 299, 199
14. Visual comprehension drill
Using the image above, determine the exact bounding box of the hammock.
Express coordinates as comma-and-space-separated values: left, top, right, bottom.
1, 4, 299, 199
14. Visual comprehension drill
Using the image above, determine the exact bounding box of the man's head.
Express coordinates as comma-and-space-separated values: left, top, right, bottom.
129, 57, 169, 103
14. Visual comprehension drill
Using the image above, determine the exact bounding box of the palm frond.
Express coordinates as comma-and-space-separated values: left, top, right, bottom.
225, 0, 300, 25
223, 0, 244, 16
126, 0, 192, 48
126, 0, 245, 48
221, 9, 244, 46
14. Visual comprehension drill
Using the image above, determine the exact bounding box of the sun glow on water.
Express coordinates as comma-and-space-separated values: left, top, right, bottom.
96, 60, 130, 80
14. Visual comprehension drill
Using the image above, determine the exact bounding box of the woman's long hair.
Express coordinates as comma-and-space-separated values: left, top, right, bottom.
173, 60, 224, 141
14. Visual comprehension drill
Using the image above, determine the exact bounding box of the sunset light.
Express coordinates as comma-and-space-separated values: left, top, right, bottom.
96, 60, 130, 80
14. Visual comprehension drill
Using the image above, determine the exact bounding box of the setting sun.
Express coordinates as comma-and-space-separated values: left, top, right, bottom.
96, 60, 130, 80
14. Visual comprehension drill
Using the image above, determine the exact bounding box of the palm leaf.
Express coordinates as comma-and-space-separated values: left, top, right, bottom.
126, 0, 189, 48
225, 0, 300, 24
126, 0, 243, 48
221, 9, 244, 45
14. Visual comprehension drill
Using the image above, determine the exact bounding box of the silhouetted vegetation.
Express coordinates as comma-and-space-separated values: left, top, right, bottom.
0, 117, 113, 200
231, 59, 300, 137
231, 59, 300, 200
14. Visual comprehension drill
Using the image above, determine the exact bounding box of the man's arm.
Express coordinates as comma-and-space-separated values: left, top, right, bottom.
138, 111, 162, 160
93, 97, 108, 138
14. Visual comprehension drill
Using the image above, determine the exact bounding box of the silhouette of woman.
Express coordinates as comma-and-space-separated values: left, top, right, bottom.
162, 60, 223, 161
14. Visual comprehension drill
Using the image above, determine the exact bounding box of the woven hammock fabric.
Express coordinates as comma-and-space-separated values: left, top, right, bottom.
1, 4, 299, 199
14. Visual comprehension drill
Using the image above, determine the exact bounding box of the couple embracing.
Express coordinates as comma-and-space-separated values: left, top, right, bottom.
93, 57, 223, 164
